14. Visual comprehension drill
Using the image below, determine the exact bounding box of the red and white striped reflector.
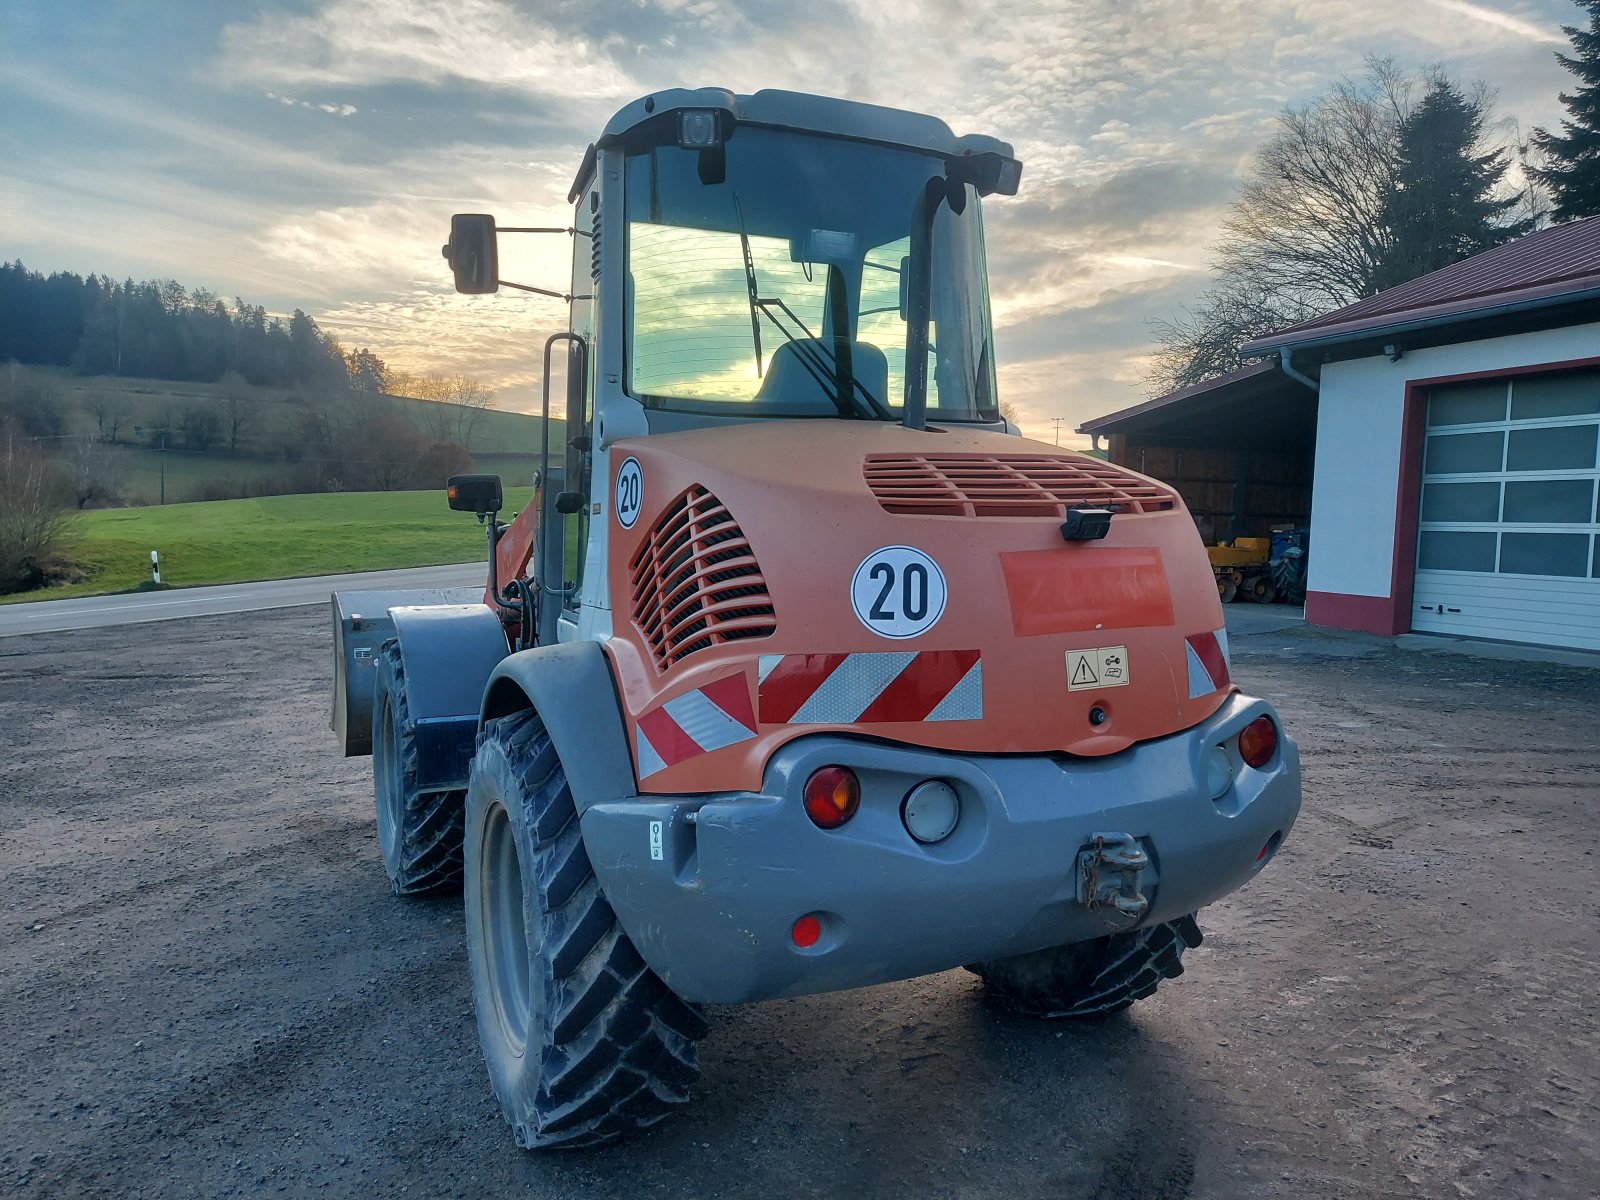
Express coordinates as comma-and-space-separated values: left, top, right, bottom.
1184, 629, 1231, 698
758, 651, 982, 725
635, 674, 757, 780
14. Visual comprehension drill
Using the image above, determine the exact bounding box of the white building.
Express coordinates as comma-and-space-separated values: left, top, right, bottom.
1081, 215, 1600, 653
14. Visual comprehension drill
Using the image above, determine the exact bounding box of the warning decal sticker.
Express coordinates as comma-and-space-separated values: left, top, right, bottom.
1065, 645, 1130, 692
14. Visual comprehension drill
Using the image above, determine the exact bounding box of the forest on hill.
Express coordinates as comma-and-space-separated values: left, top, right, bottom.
0, 260, 357, 391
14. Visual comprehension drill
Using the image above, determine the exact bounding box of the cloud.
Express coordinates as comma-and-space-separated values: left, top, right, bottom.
266, 91, 359, 116
217, 0, 637, 100
1419, 0, 1564, 44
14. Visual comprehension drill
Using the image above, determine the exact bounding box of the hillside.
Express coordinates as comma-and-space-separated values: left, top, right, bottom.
19, 368, 559, 506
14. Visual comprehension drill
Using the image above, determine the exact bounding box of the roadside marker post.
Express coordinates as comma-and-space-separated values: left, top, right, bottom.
150, 550, 161, 585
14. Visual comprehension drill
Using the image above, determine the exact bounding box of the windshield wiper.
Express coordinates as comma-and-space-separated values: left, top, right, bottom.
732, 195, 764, 380
729, 195, 888, 421
754, 298, 890, 420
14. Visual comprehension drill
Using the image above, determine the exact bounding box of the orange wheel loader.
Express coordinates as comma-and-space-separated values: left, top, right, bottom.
329, 88, 1303, 1149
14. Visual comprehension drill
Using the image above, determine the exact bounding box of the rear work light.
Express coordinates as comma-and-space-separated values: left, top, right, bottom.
677, 109, 721, 148
1238, 715, 1278, 769
803, 766, 860, 829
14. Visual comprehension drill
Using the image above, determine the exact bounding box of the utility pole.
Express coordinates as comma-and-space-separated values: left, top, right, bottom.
1050, 417, 1067, 446
159, 430, 167, 505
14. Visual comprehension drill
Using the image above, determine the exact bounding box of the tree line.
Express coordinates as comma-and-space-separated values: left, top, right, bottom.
0, 262, 366, 391
1152, 3, 1600, 393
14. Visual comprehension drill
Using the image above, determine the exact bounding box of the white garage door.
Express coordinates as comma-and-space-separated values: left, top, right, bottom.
1413, 369, 1600, 652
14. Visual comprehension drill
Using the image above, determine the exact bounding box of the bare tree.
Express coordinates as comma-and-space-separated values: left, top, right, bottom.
80, 390, 124, 442
0, 424, 72, 593
1150, 58, 1530, 396
61, 436, 129, 509
220, 370, 251, 454
1150, 60, 1415, 394
180, 401, 222, 452
443, 375, 497, 448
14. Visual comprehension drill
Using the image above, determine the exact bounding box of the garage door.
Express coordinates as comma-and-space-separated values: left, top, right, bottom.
1413, 369, 1600, 652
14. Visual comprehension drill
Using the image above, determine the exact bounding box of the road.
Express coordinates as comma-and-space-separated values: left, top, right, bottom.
0, 562, 486, 638
2, 607, 1597, 1198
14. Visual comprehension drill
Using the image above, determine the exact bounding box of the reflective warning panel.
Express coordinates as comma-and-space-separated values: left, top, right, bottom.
1065, 645, 1130, 692
759, 650, 982, 724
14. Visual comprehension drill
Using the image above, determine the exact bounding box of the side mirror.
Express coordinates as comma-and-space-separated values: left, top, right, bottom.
946, 152, 1023, 197
447, 473, 503, 516
441, 214, 499, 294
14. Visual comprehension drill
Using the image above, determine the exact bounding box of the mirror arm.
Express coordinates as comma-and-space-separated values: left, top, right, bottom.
498, 279, 572, 302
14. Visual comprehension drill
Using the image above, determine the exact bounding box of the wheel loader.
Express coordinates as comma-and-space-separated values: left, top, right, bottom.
329, 87, 1302, 1149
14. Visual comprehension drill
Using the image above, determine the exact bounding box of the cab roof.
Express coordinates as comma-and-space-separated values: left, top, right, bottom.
598, 87, 1015, 162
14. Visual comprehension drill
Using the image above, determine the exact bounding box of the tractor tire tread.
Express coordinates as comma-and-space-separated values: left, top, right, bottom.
970, 915, 1203, 1019
472, 709, 706, 1149
375, 640, 465, 895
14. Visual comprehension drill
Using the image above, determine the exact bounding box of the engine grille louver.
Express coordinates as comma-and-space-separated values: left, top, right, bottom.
629, 484, 776, 670
863, 453, 1177, 517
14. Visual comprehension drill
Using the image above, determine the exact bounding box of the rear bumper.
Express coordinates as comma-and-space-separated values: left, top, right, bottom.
581, 692, 1301, 1005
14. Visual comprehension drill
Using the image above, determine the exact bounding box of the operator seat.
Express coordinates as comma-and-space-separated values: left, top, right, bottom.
754, 339, 889, 413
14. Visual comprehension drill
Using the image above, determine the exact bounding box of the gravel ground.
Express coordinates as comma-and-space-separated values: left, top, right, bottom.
2, 607, 1597, 1199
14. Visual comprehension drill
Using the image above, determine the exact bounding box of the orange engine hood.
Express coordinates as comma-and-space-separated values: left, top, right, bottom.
603, 421, 1232, 794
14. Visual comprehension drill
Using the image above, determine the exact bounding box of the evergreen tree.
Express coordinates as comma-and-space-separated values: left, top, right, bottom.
1532, 0, 1600, 221
1373, 79, 1530, 291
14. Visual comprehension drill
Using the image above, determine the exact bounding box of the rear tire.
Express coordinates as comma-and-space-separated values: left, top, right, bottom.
1247, 576, 1277, 604
970, 915, 1203, 1018
372, 640, 466, 894
464, 709, 709, 1149
1217, 577, 1238, 604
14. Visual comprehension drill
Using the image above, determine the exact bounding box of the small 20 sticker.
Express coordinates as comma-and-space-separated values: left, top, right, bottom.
1066, 646, 1130, 692
615, 456, 644, 530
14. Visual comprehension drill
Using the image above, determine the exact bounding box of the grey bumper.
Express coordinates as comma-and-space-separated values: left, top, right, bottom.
581, 692, 1301, 1005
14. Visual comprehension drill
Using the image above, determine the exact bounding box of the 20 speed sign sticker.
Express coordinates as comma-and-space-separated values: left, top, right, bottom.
614, 456, 643, 529
851, 546, 948, 639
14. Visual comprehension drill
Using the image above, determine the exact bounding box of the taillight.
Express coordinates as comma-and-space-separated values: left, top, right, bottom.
803, 766, 860, 829
1238, 715, 1278, 769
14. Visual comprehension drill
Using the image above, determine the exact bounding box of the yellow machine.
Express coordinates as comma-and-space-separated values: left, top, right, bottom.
1208, 538, 1275, 604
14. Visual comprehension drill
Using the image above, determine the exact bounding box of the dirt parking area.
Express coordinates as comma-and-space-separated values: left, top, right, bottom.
2, 607, 1597, 1199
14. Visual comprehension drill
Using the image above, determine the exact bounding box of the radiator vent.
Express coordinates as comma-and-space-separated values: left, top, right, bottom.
629, 485, 776, 669
863, 453, 1176, 517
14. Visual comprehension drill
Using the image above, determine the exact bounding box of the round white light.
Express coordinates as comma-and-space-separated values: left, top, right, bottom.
1206, 746, 1234, 799
902, 780, 960, 844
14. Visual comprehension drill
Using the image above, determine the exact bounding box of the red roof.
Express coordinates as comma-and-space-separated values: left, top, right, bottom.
1241, 214, 1600, 355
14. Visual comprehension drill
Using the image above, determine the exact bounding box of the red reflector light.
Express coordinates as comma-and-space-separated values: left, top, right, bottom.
792, 915, 822, 948
803, 766, 860, 829
1238, 715, 1278, 769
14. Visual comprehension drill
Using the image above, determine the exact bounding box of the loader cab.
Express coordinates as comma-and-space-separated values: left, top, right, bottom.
449, 89, 1022, 645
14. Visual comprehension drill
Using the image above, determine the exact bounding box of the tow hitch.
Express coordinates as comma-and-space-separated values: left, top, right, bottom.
1076, 833, 1151, 926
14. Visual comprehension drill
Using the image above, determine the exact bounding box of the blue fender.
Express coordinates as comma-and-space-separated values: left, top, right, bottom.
388, 603, 508, 790
480, 641, 638, 812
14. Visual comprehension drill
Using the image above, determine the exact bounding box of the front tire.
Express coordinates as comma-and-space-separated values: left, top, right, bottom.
971, 915, 1204, 1018
372, 639, 465, 894
464, 709, 709, 1149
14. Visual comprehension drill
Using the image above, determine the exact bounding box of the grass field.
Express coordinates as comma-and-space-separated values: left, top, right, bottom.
3, 487, 534, 604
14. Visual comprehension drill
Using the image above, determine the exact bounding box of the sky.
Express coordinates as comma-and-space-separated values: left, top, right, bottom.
0, 0, 1583, 445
